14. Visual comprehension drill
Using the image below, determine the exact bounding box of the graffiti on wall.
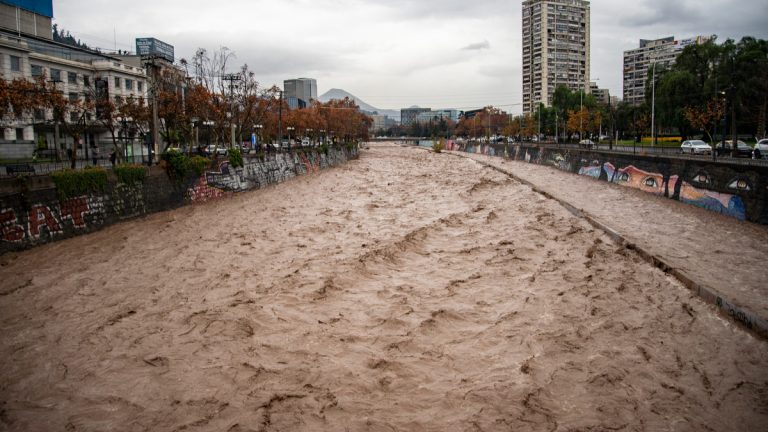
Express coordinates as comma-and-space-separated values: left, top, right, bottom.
575, 161, 747, 221
185, 150, 351, 204
1, 195, 104, 243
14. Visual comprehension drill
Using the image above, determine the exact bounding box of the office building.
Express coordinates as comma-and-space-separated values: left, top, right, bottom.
0, 0, 149, 159
284, 78, 317, 109
0, 0, 53, 40
622, 35, 712, 106
522, 0, 590, 114
400, 107, 430, 126
415, 109, 460, 123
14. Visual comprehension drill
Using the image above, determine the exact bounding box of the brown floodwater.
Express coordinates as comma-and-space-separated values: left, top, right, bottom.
1, 143, 766, 431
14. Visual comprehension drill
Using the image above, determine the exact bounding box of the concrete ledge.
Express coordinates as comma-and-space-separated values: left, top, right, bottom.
445, 150, 768, 340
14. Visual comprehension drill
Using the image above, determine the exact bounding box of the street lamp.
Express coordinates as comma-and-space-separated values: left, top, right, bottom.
254, 124, 263, 151
48, 78, 63, 160
203, 120, 214, 152
306, 128, 313, 146
286, 126, 295, 149
651, 61, 657, 147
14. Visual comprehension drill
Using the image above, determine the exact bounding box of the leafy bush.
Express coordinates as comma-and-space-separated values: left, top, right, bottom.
227, 147, 244, 168
432, 138, 445, 153
113, 163, 147, 185
188, 156, 209, 176
162, 149, 213, 181
161, 148, 189, 180
319, 143, 330, 155
51, 166, 108, 200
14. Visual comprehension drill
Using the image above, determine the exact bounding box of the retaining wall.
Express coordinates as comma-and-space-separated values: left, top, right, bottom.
0, 147, 357, 254
447, 141, 768, 225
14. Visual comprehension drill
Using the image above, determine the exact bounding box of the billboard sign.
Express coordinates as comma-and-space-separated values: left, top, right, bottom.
0, 0, 53, 18
135, 38, 175, 63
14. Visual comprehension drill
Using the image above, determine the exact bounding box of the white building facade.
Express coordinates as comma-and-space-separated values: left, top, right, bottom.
622, 35, 713, 106
0, 30, 147, 159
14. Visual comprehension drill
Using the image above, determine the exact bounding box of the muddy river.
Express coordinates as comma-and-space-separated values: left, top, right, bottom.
1, 143, 765, 431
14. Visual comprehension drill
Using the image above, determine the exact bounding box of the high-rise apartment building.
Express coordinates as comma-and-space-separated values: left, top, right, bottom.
589, 81, 610, 106
522, 0, 590, 114
284, 78, 317, 110
622, 35, 713, 106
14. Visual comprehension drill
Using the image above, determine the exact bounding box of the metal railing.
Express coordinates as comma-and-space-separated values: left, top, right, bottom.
462, 140, 768, 168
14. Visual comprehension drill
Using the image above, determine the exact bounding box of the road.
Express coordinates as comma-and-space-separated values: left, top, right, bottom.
0, 143, 766, 431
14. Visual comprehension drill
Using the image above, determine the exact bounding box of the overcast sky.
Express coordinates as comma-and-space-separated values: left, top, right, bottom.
55, 0, 767, 114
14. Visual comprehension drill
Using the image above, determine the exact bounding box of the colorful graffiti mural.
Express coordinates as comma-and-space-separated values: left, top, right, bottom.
1, 148, 358, 254
594, 163, 746, 221
1, 196, 104, 244
450, 141, 764, 223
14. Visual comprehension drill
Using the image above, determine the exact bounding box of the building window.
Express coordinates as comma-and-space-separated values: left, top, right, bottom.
9, 55, 20, 72
68, 71, 77, 84
15, 128, 24, 140
83, 75, 91, 87
69, 92, 79, 102
114, 77, 121, 88
137, 81, 143, 92
70, 112, 79, 122
125, 79, 133, 90
34, 109, 45, 121
31, 64, 43, 77
50, 68, 61, 82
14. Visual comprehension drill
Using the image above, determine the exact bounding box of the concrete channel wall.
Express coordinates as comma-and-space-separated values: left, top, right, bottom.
0, 147, 358, 255
443, 141, 768, 225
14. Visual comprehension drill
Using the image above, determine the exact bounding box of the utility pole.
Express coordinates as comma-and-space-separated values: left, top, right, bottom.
142, 55, 161, 165
651, 61, 657, 148
729, 55, 737, 158
278, 90, 283, 149
48, 78, 62, 160
222, 73, 241, 148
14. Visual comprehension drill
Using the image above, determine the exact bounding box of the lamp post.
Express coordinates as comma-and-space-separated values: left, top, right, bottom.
48, 78, 63, 160
651, 61, 657, 148
286, 126, 295, 149
306, 128, 313, 146
203, 120, 214, 153
320, 129, 326, 145
580, 89, 583, 142
254, 124, 263, 151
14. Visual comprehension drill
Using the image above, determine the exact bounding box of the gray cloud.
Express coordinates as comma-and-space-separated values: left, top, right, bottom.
462, 40, 490, 51
53, 0, 768, 112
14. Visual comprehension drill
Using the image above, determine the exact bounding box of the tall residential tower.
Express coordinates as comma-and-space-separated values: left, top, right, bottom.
522, 0, 590, 114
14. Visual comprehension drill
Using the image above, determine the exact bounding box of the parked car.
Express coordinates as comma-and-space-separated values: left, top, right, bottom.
715, 140, 753, 158
680, 140, 712, 155
205, 144, 227, 155
578, 139, 595, 149
753, 139, 768, 159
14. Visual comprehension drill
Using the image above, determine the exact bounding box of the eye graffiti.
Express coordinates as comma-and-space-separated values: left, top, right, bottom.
643, 177, 659, 188
617, 172, 629, 182
692, 172, 712, 185
727, 178, 751, 191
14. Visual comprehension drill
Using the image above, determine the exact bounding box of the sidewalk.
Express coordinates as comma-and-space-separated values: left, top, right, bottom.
453, 151, 768, 338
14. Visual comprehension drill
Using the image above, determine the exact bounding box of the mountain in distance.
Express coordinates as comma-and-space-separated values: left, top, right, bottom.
318, 88, 400, 121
